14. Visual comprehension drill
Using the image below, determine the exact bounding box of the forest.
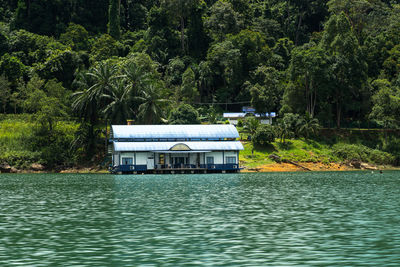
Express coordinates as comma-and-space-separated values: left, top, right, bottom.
0, 0, 400, 170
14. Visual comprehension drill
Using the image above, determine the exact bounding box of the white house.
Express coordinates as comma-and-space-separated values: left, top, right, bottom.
109, 125, 244, 174
223, 112, 276, 125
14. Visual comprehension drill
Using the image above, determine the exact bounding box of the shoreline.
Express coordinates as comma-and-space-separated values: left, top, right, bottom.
3, 162, 399, 174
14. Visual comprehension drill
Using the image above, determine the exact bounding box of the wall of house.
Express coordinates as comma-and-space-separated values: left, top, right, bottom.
224, 151, 238, 164
115, 150, 239, 166
113, 153, 119, 166
205, 152, 224, 164
136, 152, 152, 165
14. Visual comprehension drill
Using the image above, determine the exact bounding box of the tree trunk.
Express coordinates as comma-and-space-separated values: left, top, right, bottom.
336, 101, 341, 129
295, 13, 303, 46
180, 16, 185, 54
105, 120, 108, 156
311, 86, 317, 118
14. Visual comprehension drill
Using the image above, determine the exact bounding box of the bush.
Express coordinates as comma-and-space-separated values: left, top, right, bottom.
0, 150, 42, 169
168, 103, 200, 124
332, 143, 395, 165
252, 125, 275, 146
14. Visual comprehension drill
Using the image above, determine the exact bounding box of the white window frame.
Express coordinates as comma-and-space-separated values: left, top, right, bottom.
226, 156, 236, 164
121, 157, 133, 165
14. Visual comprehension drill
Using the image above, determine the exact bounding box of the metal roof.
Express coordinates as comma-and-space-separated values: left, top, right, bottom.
223, 112, 276, 118
111, 125, 239, 139
113, 141, 244, 152
223, 113, 271, 118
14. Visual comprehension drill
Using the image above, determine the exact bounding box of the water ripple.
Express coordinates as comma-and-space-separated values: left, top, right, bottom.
0, 171, 400, 266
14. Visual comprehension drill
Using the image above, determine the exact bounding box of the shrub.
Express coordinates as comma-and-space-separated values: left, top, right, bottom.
332, 143, 395, 165
0, 150, 42, 169
252, 125, 275, 146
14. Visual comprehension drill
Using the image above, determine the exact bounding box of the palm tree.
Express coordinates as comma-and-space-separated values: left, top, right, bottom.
71, 88, 98, 154
102, 79, 131, 125
86, 61, 119, 101
245, 116, 260, 136
71, 85, 98, 125
299, 113, 321, 140
122, 61, 151, 117
135, 82, 169, 124
276, 121, 292, 144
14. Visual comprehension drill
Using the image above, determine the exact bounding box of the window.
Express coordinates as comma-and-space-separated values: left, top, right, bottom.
226, 157, 236, 164
206, 157, 214, 164
122, 157, 133, 165
159, 154, 165, 165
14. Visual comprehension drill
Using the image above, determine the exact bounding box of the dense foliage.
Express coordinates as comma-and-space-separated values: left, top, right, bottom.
0, 0, 400, 168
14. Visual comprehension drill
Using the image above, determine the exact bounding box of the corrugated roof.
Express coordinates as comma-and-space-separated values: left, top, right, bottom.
223, 113, 246, 118
112, 125, 239, 139
223, 113, 271, 118
113, 141, 244, 152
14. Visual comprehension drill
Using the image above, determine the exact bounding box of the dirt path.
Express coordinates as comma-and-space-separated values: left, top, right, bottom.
242, 162, 352, 172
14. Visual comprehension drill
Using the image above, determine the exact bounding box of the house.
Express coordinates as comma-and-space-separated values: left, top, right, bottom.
109, 124, 244, 174
223, 112, 276, 126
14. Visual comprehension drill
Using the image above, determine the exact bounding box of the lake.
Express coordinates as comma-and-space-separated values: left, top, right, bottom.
1, 171, 400, 266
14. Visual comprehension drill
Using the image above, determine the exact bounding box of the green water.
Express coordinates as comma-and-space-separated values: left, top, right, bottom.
1, 172, 400, 266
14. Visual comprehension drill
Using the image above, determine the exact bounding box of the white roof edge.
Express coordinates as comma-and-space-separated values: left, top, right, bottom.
113, 141, 244, 152
111, 124, 239, 139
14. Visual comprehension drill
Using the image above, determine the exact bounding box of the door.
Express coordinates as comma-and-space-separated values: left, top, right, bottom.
147, 154, 155, 170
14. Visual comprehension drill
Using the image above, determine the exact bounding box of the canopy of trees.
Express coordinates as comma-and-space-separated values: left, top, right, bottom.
0, 0, 399, 131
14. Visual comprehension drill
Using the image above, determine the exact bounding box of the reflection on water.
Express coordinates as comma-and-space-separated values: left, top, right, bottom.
0, 172, 400, 266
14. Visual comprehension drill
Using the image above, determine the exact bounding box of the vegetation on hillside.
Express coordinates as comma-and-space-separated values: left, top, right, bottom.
0, 0, 400, 170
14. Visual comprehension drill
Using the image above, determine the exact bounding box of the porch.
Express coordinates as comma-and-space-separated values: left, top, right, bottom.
110, 163, 240, 174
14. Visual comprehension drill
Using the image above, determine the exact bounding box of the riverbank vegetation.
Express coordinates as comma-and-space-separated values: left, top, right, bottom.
1, 0, 400, 171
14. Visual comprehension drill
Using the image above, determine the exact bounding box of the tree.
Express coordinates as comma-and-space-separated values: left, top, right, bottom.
161, 0, 198, 54
277, 113, 301, 143
298, 112, 321, 139
90, 34, 121, 62
369, 79, 400, 129
252, 125, 275, 147
0, 31, 7, 57
289, 43, 330, 117
180, 67, 199, 103
135, 82, 169, 124
0, 74, 10, 113
249, 66, 282, 114
0, 53, 25, 83
205, 0, 242, 41
102, 79, 131, 124
197, 61, 213, 101
244, 116, 260, 136
168, 103, 200, 124
383, 44, 400, 81
35, 49, 80, 88
59, 23, 90, 51
23, 76, 68, 131
207, 40, 241, 102
86, 61, 118, 102
71, 72, 101, 154
321, 13, 367, 128
108, 0, 121, 40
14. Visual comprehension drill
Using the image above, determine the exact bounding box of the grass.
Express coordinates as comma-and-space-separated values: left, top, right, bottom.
239, 138, 339, 168
0, 114, 79, 169
239, 131, 398, 169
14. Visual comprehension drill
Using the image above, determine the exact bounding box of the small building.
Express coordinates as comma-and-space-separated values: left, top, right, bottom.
109, 125, 244, 174
223, 107, 276, 126
223, 112, 276, 126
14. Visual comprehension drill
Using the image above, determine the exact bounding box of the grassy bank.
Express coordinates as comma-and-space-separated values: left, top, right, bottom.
239, 128, 400, 171
0, 114, 79, 171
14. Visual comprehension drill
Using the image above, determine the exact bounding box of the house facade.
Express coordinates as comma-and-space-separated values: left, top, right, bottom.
110, 125, 244, 174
